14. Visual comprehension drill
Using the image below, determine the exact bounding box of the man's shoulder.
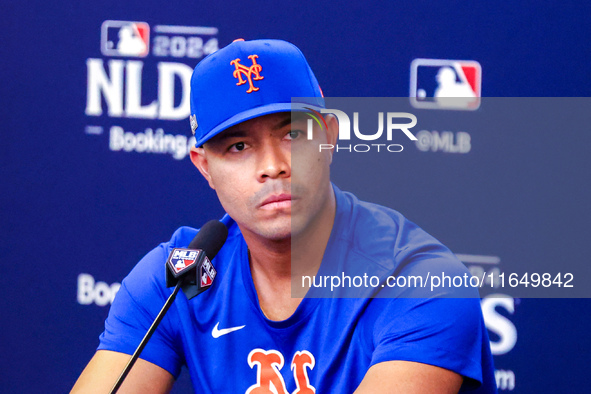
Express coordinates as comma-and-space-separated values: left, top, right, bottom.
336, 188, 446, 259
168, 225, 199, 248
344, 191, 407, 235
333, 188, 470, 289
123, 222, 242, 283
131, 226, 199, 275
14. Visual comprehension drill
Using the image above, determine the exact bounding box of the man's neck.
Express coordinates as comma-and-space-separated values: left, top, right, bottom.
245, 187, 336, 279
241, 185, 337, 319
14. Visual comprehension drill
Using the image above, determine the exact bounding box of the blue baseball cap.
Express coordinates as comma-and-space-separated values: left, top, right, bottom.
189, 39, 324, 147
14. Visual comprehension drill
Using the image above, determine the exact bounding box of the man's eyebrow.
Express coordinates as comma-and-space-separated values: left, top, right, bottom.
274, 113, 309, 130
212, 130, 248, 142
273, 115, 293, 130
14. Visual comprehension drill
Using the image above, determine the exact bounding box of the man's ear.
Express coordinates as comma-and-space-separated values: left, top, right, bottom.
323, 114, 339, 163
190, 146, 216, 189
324, 114, 339, 146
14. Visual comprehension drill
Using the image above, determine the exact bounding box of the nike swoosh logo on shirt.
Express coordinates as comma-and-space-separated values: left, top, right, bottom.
211, 322, 246, 338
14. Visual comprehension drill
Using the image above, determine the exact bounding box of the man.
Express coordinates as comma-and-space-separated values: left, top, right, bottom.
72, 39, 496, 393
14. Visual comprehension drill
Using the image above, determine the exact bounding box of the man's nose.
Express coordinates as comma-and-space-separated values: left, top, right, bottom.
256, 143, 290, 181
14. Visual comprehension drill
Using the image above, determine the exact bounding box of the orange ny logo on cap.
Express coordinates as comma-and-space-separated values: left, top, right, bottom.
230, 55, 264, 93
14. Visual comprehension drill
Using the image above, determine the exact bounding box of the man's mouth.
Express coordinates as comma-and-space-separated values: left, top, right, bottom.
260, 193, 292, 210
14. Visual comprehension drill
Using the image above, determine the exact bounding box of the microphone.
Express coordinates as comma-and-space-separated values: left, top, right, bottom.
110, 220, 228, 393
166, 219, 228, 299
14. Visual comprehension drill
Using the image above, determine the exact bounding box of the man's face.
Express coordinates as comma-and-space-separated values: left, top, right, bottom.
190, 112, 337, 242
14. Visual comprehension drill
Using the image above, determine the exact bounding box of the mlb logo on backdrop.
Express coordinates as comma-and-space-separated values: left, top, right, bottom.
410, 59, 481, 110
101, 20, 150, 57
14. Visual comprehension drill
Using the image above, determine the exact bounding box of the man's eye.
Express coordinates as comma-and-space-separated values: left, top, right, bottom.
287, 130, 302, 140
229, 142, 247, 152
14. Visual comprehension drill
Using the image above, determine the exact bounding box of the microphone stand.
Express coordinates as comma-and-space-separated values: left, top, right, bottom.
108, 219, 227, 393
109, 281, 182, 394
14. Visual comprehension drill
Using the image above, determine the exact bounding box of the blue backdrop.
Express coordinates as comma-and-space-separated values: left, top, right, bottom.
2, 1, 590, 392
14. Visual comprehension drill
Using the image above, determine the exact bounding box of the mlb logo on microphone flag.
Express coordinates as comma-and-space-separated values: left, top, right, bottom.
101, 20, 150, 57
168, 248, 200, 275
410, 59, 481, 110
200, 258, 216, 287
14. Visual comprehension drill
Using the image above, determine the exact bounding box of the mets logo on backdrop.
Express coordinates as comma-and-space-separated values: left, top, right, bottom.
100, 20, 150, 57
231, 55, 264, 93
410, 59, 482, 110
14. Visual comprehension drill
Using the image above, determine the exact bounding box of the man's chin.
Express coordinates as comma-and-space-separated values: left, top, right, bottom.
289, 214, 314, 239
253, 217, 292, 241
258, 228, 292, 242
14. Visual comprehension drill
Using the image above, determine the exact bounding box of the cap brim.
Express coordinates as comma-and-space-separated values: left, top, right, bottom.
195, 101, 324, 147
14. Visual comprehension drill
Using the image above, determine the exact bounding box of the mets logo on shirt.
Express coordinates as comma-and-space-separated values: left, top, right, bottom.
410, 59, 482, 110
100, 20, 150, 57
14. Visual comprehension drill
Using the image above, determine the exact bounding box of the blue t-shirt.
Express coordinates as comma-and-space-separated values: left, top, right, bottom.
99, 186, 497, 393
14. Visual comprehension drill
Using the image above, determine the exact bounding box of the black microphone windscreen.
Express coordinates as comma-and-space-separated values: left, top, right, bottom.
188, 220, 228, 259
